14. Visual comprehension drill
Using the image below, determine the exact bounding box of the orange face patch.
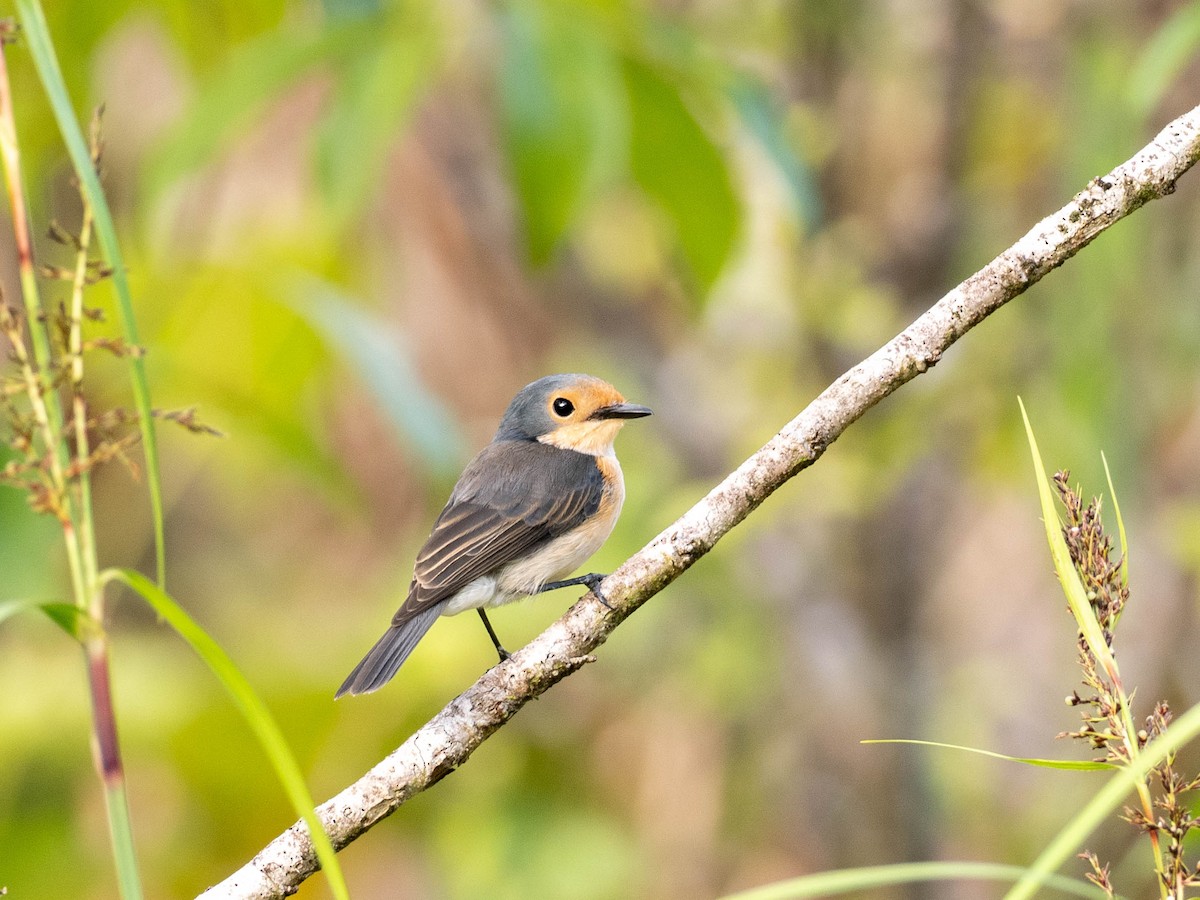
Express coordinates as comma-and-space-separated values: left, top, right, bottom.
537, 377, 631, 456
542, 378, 628, 426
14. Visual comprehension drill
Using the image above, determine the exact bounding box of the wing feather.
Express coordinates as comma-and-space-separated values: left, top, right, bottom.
392, 441, 605, 624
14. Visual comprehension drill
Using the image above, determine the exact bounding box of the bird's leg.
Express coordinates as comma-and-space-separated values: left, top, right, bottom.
477, 609, 510, 662
533, 572, 613, 610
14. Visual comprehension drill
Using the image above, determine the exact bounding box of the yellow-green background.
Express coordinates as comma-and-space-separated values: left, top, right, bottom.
2, 0, 1200, 897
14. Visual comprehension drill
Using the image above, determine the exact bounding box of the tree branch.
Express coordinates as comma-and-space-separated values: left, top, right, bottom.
199, 103, 1200, 899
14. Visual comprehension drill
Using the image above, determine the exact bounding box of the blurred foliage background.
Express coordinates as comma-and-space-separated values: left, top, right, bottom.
2, 0, 1200, 897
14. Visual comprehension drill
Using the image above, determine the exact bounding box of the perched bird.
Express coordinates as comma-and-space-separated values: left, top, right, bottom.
336, 373, 651, 697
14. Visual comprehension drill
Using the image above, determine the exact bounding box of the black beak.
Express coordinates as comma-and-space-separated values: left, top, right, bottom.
591, 401, 653, 420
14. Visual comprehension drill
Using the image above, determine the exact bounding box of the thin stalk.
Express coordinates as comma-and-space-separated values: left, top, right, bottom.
1110, 671, 1167, 894
14, 0, 166, 588
86, 638, 140, 897
0, 23, 67, 473
1006, 698, 1200, 900
68, 156, 139, 897
0, 25, 86, 608
69, 132, 99, 606
0, 28, 142, 900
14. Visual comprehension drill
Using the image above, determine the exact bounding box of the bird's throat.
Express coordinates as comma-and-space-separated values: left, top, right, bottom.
537, 419, 623, 457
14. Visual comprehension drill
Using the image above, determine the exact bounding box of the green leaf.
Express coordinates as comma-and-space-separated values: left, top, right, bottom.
315, 3, 441, 228
40, 602, 102, 641
862, 739, 1114, 771
499, 1, 625, 262
1101, 452, 1128, 588
0, 599, 103, 641
1018, 398, 1117, 681
16, 0, 165, 587
623, 56, 740, 293
722, 861, 1108, 899
143, 18, 373, 202
729, 76, 820, 229
289, 276, 468, 475
104, 568, 349, 900
1128, 1, 1200, 114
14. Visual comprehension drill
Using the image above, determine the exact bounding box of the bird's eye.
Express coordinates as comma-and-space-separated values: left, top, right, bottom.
552, 397, 575, 417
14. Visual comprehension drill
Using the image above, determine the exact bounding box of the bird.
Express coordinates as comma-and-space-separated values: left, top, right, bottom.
336, 373, 652, 697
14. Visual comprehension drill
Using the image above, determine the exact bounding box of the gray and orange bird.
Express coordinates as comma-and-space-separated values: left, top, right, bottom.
336, 373, 651, 697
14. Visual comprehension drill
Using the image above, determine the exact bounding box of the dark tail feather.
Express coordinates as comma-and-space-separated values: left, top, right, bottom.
335, 607, 442, 698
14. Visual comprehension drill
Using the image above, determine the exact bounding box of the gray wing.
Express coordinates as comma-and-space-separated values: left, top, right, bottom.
400, 440, 605, 621
335, 441, 603, 697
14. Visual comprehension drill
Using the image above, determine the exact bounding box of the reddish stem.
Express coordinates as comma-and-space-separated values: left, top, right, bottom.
86, 640, 123, 783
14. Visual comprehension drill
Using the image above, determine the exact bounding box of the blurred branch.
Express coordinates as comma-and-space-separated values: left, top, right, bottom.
199, 103, 1200, 899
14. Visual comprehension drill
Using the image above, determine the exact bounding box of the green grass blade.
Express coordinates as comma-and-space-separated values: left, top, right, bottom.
104, 568, 349, 900
1101, 452, 1128, 588
0, 598, 102, 640
15, 0, 165, 587
4, 595, 140, 898
39, 602, 101, 640
289, 276, 467, 475
1128, 1, 1200, 114
1018, 398, 1116, 680
722, 861, 1109, 899
862, 739, 1114, 771
104, 779, 143, 900
1005, 698, 1200, 900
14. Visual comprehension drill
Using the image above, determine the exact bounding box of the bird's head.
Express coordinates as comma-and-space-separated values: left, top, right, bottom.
495, 373, 652, 456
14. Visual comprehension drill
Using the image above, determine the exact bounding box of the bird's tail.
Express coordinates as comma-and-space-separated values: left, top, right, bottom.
335, 606, 441, 698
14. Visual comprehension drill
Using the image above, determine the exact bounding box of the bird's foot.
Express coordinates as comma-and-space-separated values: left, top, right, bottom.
535, 572, 614, 609
575, 573, 613, 609
585, 575, 614, 611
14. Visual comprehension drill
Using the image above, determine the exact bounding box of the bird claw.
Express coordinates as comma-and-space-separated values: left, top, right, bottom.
583, 574, 614, 610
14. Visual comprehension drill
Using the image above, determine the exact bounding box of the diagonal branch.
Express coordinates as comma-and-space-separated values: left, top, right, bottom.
199, 103, 1200, 899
